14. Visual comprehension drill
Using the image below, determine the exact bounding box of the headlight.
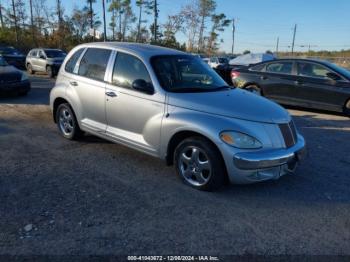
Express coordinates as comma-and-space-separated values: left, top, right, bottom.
21, 73, 28, 81
220, 131, 262, 149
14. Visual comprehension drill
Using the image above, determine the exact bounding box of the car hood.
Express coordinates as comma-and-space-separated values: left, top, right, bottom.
168, 88, 291, 124
3, 54, 25, 58
0, 65, 22, 81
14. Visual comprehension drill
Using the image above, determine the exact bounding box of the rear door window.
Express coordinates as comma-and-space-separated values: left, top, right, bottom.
65, 48, 84, 74
266, 62, 293, 75
112, 52, 152, 90
78, 48, 111, 81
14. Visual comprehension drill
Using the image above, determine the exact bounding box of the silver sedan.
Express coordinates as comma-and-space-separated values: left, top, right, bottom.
50, 42, 306, 191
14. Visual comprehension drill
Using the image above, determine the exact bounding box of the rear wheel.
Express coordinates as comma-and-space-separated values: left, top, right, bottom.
56, 103, 83, 140
344, 100, 350, 116
47, 66, 54, 78
245, 84, 262, 96
174, 137, 226, 191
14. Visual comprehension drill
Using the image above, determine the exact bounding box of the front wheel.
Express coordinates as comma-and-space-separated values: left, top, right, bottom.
27, 64, 34, 74
344, 100, 350, 116
245, 85, 262, 96
56, 103, 83, 140
174, 137, 226, 191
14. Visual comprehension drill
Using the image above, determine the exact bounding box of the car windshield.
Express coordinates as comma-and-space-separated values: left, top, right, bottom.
218, 58, 228, 64
151, 55, 229, 92
0, 56, 8, 66
0, 47, 22, 55
326, 61, 350, 79
44, 50, 66, 58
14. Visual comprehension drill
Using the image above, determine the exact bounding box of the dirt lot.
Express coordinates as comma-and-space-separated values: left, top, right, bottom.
0, 75, 350, 257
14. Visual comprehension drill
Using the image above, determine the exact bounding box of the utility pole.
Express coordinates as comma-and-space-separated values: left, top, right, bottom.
0, 0, 4, 28
231, 18, 235, 55
102, 0, 107, 41
29, 0, 36, 45
291, 24, 297, 55
153, 0, 158, 42
275, 37, 279, 55
89, 0, 95, 41
11, 0, 18, 44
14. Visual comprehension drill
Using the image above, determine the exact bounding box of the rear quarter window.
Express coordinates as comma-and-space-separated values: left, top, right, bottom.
78, 48, 111, 81
65, 48, 84, 74
249, 63, 265, 72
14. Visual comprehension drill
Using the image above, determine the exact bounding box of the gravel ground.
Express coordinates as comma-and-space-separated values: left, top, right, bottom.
0, 75, 349, 256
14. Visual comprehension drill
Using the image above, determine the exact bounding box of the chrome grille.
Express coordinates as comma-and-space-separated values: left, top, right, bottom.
279, 121, 297, 148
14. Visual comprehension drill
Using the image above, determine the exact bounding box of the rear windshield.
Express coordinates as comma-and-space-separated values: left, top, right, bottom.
45, 50, 66, 58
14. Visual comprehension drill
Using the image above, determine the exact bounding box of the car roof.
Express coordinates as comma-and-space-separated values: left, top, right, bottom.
75, 42, 186, 60
261, 58, 329, 64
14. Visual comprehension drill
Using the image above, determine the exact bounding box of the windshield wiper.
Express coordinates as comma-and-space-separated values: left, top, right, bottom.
170, 86, 233, 93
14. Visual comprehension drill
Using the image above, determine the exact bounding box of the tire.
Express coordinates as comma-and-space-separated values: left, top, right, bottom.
27, 63, 34, 74
47, 66, 54, 78
174, 137, 226, 191
344, 100, 350, 116
245, 84, 262, 96
55, 103, 83, 140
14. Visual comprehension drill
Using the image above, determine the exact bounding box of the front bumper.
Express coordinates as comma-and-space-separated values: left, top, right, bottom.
227, 134, 306, 184
233, 135, 306, 170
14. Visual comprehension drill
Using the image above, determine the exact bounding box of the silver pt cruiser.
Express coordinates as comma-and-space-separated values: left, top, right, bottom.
50, 42, 306, 191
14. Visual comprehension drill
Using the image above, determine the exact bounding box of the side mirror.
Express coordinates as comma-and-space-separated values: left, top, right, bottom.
40, 55, 46, 59
326, 72, 341, 81
132, 79, 154, 95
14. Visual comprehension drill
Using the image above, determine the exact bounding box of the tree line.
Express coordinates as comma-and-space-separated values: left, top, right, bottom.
0, 0, 231, 54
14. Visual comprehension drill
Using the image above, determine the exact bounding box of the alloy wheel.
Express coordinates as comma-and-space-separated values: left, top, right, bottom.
178, 146, 212, 187
58, 108, 74, 136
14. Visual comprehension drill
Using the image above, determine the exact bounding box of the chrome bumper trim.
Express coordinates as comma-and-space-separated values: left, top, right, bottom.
233, 134, 306, 170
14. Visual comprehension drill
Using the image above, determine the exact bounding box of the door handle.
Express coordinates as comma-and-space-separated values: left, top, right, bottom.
106, 91, 117, 97
261, 76, 268, 80
295, 80, 303, 85
69, 81, 78, 86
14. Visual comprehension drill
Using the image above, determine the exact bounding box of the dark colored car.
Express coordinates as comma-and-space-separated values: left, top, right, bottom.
0, 46, 26, 69
0, 56, 31, 96
231, 59, 350, 115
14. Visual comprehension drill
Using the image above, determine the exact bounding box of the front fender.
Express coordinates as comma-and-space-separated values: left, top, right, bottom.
160, 106, 276, 160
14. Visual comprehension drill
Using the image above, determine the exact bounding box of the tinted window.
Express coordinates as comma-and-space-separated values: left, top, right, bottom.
30, 50, 37, 57
218, 58, 228, 64
78, 48, 111, 81
266, 62, 293, 74
45, 49, 66, 58
65, 48, 84, 74
38, 50, 45, 58
297, 62, 333, 79
112, 52, 151, 89
250, 63, 265, 72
